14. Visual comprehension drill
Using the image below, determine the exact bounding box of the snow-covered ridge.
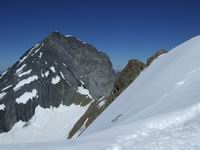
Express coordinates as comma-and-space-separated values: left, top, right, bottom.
83, 35, 200, 136
18, 43, 41, 65
0, 69, 8, 79
65, 34, 87, 45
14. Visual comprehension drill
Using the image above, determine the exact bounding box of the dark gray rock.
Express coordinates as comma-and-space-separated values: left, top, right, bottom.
0, 32, 116, 133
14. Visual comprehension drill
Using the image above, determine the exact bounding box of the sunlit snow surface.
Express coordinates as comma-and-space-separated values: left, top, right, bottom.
0, 104, 90, 144
2, 36, 200, 149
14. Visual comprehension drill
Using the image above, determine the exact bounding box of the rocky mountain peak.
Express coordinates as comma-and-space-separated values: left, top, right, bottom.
0, 32, 115, 138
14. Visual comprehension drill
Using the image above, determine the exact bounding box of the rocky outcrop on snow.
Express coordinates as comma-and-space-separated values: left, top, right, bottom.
146, 49, 167, 67
109, 59, 145, 102
68, 59, 145, 138
0, 32, 116, 135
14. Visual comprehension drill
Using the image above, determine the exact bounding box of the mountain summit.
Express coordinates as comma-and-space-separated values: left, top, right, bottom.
0, 32, 115, 143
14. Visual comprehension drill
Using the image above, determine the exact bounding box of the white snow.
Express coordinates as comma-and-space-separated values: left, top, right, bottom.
2, 36, 200, 149
0, 104, 5, 110
98, 100, 106, 108
18, 69, 32, 77
0, 92, 6, 100
97, 96, 106, 108
15, 64, 26, 74
45, 71, 49, 77
16, 89, 38, 104
34, 48, 40, 54
50, 66, 56, 73
1, 85, 12, 91
80, 80, 84, 85
41, 70, 44, 77
60, 72, 65, 79
39, 52, 43, 58
14, 75, 38, 91
51, 76, 61, 84
75, 37, 87, 45
65, 34, 72, 37
0, 103, 90, 144
77, 85, 93, 99
63, 63, 67, 67
0, 69, 8, 79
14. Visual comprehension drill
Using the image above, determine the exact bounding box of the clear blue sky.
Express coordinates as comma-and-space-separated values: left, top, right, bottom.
0, 0, 200, 71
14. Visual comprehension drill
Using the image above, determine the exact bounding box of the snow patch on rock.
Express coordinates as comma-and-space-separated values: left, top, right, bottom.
0, 92, 7, 100
39, 52, 43, 58
45, 71, 49, 77
18, 69, 32, 77
0, 104, 5, 110
51, 76, 61, 84
60, 72, 65, 79
0, 69, 8, 79
16, 89, 38, 104
16, 64, 26, 74
14, 75, 38, 91
77, 85, 93, 99
1, 85, 12, 91
50, 66, 56, 73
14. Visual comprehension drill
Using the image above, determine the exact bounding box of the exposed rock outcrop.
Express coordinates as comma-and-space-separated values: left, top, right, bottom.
146, 49, 167, 67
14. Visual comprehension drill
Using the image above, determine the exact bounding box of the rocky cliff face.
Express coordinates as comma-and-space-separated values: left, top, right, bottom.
0, 32, 116, 134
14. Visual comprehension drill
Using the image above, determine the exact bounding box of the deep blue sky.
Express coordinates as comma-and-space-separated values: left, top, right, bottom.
0, 0, 200, 70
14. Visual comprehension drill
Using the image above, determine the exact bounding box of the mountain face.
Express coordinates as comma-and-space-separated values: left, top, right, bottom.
0, 32, 115, 142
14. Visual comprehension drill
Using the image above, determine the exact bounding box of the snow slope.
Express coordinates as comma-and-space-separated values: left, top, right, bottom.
0, 104, 90, 144
2, 36, 200, 149
83, 35, 200, 135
